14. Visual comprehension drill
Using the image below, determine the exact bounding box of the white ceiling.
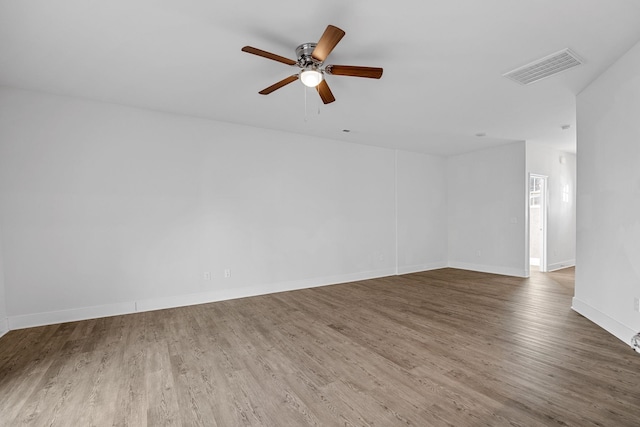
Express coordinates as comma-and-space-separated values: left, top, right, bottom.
2, 1, 640, 156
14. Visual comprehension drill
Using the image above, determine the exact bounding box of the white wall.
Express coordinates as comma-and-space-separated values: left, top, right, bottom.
574, 40, 640, 344
397, 151, 448, 274
526, 144, 576, 272
0, 232, 7, 337
447, 142, 528, 277
0, 87, 448, 329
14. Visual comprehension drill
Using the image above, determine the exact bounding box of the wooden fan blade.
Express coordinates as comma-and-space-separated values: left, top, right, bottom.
259, 75, 299, 95
316, 79, 336, 104
241, 46, 297, 66
311, 25, 345, 62
325, 65, 383, 79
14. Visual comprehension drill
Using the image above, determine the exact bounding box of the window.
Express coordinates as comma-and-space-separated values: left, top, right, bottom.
530, 177, 543, 207
562, 184, 570, 203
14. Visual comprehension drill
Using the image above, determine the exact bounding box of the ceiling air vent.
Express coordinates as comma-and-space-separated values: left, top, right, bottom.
503, 48, 583, 85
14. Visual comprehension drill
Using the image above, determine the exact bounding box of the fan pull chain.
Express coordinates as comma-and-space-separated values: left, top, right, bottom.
303, 86, 321, 122
304, 85, 308, 122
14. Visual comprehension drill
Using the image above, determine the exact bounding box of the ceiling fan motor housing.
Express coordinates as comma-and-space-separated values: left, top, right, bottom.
296, 43, 321, 69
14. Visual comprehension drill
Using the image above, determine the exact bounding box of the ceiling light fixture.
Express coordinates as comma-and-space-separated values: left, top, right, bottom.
300, 69, 323, 87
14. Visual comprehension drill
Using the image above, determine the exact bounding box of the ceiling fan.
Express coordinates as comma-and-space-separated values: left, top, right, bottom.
241, 25, 383, 104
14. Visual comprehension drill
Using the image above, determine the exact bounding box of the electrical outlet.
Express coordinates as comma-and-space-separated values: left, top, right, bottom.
477, 250, 482, 257
634, 297, 640, 312
224, 269, 231, 278
204, 272, 211, 280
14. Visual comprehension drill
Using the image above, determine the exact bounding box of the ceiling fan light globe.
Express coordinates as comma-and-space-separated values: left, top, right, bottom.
300, 70, 323, 87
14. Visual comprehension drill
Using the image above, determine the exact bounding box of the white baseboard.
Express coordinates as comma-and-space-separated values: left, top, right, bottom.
571, 297, 636, 347
7, 268, 396, 331
8, 301, 136, 330
547, 259, 576, 272
448, 261, 528, 278
136, 267, 396, 313
397, 261, 447, 275
0, 317, 8, 338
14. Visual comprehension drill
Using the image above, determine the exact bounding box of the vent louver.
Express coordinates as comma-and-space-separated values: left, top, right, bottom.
503, 48, 583, 85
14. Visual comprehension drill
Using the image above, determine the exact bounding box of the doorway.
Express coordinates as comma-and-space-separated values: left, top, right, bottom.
529, 174, 547, 272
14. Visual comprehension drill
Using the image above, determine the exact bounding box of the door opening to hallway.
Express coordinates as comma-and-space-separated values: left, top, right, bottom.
529, 174, 547, 272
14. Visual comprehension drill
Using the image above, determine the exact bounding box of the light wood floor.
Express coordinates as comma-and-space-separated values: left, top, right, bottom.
1, 268, 639, 426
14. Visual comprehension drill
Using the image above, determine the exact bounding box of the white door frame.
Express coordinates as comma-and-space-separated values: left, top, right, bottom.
529, 174, 548, 272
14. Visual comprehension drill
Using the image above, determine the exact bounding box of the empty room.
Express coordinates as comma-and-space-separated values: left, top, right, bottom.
1, 1, 640, 425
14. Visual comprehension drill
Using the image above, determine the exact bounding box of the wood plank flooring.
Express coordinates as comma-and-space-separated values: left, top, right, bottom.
1, 268, 639, 426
